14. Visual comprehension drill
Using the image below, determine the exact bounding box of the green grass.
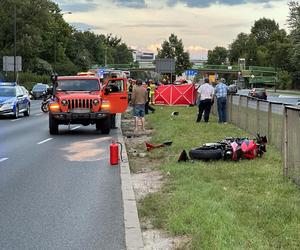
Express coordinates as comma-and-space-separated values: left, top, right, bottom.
138, 106, 300, 249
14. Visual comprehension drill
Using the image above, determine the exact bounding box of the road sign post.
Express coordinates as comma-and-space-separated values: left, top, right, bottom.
155, 58, 176, 83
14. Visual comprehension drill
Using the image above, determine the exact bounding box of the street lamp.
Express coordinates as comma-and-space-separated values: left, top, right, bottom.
104, 47, 107, 67
13, 3, 17, 81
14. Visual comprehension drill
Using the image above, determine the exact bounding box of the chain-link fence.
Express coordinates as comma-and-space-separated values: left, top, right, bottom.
212, 95, 300, 185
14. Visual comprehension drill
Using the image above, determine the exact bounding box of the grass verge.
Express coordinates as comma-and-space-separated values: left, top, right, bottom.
138, 105, 300, 249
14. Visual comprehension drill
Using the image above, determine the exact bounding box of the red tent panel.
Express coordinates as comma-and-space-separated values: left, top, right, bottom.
155, 84, 197, 105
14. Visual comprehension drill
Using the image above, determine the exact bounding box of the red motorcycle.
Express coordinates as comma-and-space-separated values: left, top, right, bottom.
189, 134, 267, 161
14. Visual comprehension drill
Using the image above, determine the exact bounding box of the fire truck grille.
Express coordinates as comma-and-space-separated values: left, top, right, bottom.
67, 99, 94, 109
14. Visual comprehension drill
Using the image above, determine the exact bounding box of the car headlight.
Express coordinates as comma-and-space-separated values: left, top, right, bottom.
61, 99, 68, 106
93, 99, 100, 105
1, 102, 14, 109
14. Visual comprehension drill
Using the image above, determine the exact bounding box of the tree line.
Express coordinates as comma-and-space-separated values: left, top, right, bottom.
207, 1, 300, 89
0, 0, 133, 78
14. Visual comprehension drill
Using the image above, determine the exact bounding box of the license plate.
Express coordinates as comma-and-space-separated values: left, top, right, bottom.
71, 108, 90, 113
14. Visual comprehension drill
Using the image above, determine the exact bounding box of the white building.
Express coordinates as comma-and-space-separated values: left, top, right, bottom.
131, 49, 155, 68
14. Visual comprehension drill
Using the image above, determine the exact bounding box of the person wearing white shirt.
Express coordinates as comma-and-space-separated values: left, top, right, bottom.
196, 78, 214, 123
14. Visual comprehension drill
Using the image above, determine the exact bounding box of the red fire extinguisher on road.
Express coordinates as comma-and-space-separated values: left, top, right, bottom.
110, 141, 123, 165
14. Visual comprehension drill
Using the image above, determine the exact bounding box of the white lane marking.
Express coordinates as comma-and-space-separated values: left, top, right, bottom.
71, 126, 81, 131
0, 158, 8, 162
37, 138, 53, 145
35, 113, 43, 116
11, 118, 20, 122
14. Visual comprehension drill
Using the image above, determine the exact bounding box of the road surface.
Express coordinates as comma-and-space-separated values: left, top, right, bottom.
0, 100, 125, 250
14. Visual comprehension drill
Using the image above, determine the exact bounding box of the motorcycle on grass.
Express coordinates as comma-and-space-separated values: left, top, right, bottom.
189, 134, 267, 161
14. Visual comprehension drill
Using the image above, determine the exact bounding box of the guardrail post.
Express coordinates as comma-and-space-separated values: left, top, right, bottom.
245, 97, 249, 131
238, 95, 242, 127
283, 106, 288, 177
268, 102, 272, 144
256, 100, 259, 134
230, 95, 233, 123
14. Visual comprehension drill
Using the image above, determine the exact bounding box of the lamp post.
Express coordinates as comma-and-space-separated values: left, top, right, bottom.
13, 3, 17, 81
104, 47, 107, 67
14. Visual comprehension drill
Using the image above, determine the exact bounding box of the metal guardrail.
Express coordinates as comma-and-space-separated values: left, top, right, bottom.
249, 66, 275, 73
249, 76, 276, 84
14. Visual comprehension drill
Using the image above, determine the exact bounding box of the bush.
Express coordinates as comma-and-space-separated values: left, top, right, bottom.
1, 71, 50, 90
277, 70, 293, 89
54, 59, 79, 76
32, 58, 53, 75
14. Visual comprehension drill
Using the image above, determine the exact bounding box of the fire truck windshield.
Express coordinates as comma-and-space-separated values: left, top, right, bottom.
57, 79, 100, 91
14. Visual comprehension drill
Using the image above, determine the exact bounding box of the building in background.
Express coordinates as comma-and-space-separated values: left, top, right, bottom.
190, 59, 207, 67
131, 49, 155, 68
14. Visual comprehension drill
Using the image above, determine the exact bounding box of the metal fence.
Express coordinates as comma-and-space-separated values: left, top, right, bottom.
212, 95, 300, 185
284, 106, 300, 185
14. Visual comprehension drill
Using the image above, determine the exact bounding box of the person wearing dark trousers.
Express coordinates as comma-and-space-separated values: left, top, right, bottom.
196, 78, 214, 123
197, 99, 213, 122
145, 83, 155, 114
215, 78, 228, 123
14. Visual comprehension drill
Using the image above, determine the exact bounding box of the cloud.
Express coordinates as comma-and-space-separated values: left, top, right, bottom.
187, 45, 209, 52
58, 3, 98, 13
167, 0, 283, 8
69, 22, 103, 31
147, 43, 162, 52
213, 22, 249, 29
122, 23, 187, 28
113, 0, 147, 8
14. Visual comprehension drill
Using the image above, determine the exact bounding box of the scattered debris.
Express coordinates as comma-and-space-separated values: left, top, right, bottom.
145, 141, 173, 151
178, 150, 189, 162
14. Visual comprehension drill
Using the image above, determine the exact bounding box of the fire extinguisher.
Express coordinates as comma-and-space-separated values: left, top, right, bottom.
110, 141, 123, 165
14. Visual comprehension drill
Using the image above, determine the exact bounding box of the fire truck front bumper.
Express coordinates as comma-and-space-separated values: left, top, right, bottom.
51, 111, 110, 120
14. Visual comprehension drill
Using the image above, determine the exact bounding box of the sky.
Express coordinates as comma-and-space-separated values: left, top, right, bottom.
54, 0, 290, 59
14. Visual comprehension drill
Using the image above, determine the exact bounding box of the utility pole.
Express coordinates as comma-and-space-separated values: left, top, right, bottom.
14, 3, 17, 82
105, 47, 107, 67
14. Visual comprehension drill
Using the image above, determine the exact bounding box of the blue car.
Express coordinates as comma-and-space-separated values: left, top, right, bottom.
0, 82, 31, 118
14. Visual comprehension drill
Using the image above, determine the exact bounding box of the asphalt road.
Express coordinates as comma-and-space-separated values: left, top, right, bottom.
0, 100, 125, 250
237, 89, 300, 106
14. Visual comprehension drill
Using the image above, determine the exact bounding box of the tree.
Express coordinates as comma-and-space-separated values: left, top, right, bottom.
277, 70, 293, 89
287, 1, 300, 88
0, 0, 133, 75
228, 33, 250, 64
157, 34, 192, 75
207, 46, 227, 65
251, 18, 279, 46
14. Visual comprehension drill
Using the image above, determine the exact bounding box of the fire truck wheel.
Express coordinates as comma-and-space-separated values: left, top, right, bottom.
111, 114, 116, 128
49, 114, 59, 135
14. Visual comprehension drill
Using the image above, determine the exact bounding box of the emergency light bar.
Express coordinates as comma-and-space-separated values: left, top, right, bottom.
0, 82, 17, 86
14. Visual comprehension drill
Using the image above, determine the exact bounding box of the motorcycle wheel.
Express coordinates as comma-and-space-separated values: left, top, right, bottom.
189, 147, 223, 160
41, 102, 49, 113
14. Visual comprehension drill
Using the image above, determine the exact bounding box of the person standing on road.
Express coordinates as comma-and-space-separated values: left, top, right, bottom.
196, 78, 214, 123
215, 78, 228, 123
131, 79, 147, 131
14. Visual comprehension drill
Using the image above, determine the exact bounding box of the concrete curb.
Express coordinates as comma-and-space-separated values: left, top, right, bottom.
116, 114, 144, 250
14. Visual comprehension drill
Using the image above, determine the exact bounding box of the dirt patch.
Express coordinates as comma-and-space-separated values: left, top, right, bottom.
122, 111, 189, 249
131, 170, 164, 200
